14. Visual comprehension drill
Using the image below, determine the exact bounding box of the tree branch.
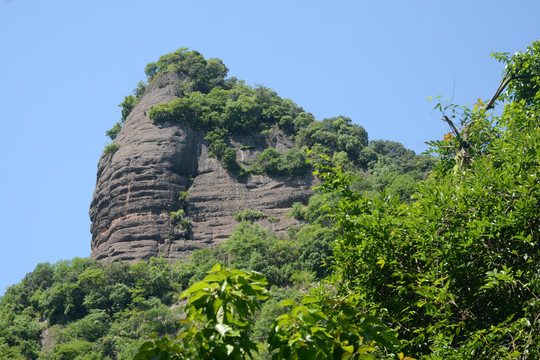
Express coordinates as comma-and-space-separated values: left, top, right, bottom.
484, 75, 512, 111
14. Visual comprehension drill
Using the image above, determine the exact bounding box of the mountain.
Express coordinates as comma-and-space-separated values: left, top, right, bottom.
89, 59, 316, 263
89, 48, 434, 264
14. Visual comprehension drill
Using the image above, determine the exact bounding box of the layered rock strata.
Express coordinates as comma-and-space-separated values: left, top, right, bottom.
90, 72, 316, 262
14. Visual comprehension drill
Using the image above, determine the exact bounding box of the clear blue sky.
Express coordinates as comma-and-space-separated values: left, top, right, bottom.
1, 0, 539, 294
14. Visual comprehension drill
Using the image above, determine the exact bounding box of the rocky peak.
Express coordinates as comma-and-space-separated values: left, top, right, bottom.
89, 71, 316, 263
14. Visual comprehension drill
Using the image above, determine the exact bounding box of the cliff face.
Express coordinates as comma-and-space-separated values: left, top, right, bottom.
89, 72, 316, 262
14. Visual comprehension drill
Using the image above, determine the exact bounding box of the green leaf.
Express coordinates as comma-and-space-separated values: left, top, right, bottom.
216, 304, 225, 324
204, 273, 224, 282
209, 263, 222, 273
301, 295, 319, 305
187, 290, 208, 306
280, 299, 295, 307
182, 281, 209, 296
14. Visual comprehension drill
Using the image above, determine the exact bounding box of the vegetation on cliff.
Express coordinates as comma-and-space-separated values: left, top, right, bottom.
108, 48, 433, 198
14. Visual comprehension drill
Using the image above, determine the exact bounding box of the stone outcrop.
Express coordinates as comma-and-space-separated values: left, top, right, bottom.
89, 72, 316, 262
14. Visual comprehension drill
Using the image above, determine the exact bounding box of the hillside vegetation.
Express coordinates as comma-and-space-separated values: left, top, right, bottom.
107, 48, 435, 196
2, 41, 539, 359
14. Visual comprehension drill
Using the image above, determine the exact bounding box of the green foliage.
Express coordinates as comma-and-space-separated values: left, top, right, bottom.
170, 209, 192, 231
142, 47, 430, 183
173, 220, 333, 291
133, 81, 147, 98
177, 191, 189, 203
41, 45, 445, 359
144, 48, 229, 94
135, 266, 400, 360
119, 95, 138, 123
50, 339, 94, 359
103, 142, 119, 155
222, 146, 240, 171
178, 219, 192, 231
347, 140, 436, 202
170, 209, 186, 221
255, 147, 284, 175
135, 264, 268, 360
315, 41, 540, 358
106, 122, 123, 141
170, 191, 192, 231
0, 337, 26, 359
494, 41, 540, 105
219, 223, 302, 287
268, 295, 400, 360
104, 46, 432, 189
283, 147, 308, 175
249, 147, 308, 176
149, 81, 306, 136
105, 80, 147, 142
234, 209, 267, 222
205, 128, 229, 157
287, 202, 306, 220
0, 257, 184, 359
173, 249, 221, 290
298, 116, 368, 164
66, 311, 110, 342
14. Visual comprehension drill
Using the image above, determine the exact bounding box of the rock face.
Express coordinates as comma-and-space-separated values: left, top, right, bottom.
90, 72, 316, 262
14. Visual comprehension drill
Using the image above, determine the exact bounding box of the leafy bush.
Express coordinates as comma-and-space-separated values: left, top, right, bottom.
287, 202, 306, 220
177, 191, 189, 203
249, 147, 308, 176
105, 122, 123, 141
133, 81, 147, 98
254, 147, 284, 175
221, 146, 239, 170
170, 191, 191, 231
234, 209, 267, 222
119, 95, 138, 123
143, 48, 229, 94
298, 116, 368, 163
170, 209, 185, 221
103, 142, 119, 155
283, 147, 308, 175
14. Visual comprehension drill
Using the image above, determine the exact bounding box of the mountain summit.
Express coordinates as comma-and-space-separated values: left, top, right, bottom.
89, 50, 318, 262
89, 48, 429, 264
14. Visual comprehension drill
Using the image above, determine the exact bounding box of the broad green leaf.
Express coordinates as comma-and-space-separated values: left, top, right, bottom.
280, 299, 295, 307
204, 273, 224, 282
183, 281, 209, 295
301, 295, 319, 305
216, 304, 225, 324
209, 263, 222, 273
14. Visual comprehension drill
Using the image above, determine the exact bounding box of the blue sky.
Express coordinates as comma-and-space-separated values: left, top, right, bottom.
1, 0, 539, 294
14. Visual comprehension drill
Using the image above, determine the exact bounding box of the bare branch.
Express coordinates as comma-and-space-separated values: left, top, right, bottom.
484, 75, 512, 111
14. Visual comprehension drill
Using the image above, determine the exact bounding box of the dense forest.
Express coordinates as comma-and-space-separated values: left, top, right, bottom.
1, 41, 539, 359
